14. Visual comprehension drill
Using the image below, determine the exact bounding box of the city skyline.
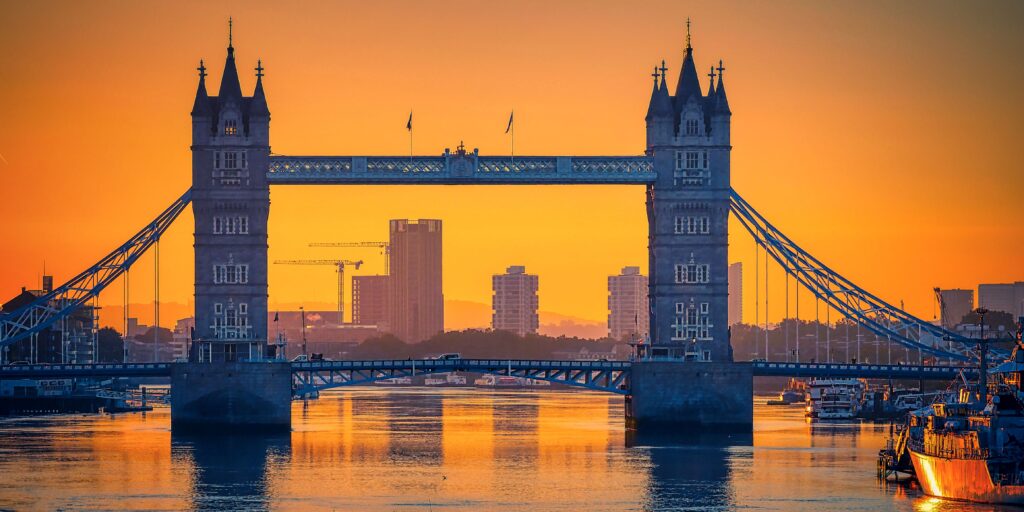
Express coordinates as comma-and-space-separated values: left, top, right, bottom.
1, 2, 1021, 329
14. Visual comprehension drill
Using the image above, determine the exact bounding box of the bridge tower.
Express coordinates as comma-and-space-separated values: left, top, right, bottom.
189, 28, 271, 363
644, 30, 732, 362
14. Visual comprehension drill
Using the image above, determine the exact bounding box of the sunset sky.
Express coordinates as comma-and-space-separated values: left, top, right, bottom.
1, 1, 1021, 330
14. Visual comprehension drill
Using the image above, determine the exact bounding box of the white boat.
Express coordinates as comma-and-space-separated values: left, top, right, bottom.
806, 378, 864, 419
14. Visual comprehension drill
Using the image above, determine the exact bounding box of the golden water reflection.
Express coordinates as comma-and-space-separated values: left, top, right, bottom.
0, 390, 1018, 511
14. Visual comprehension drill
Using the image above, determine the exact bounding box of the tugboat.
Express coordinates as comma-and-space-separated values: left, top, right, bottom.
880, 316, 1024, 504
767, 378, 807, 406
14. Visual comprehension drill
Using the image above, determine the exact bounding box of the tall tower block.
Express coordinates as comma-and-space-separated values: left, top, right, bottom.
644, 29, 732, 361
189, 28, 271, 362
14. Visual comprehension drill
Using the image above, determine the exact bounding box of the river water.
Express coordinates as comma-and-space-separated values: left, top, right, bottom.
0, 388, 1010, 511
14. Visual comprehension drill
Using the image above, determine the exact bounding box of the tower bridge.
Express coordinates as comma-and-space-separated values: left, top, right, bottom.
0, 25, 979, 432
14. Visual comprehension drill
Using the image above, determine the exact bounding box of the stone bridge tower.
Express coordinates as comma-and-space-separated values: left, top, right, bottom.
189, 27, 271, 363
644, 30, 732, 362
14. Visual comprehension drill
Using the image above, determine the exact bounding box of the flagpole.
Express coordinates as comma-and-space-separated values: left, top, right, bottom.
511, 112, 515, 163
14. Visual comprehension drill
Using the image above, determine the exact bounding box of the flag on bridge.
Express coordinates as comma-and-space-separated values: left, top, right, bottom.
505, 111, 514, 134
274, 311, 279, 322
406, 111, 413, 131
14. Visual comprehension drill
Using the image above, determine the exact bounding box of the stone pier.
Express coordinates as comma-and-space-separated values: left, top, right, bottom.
170, 362, 292, 432
626, 362, 752, 432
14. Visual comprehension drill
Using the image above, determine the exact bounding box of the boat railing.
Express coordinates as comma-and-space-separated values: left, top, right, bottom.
907, 437, 991, 460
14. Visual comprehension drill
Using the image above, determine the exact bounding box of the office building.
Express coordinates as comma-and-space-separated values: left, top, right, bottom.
493, 266, 539, 336
388, 219, 444, 342
939, 288, 974, 328
728, 262, 743, 326
979, 282, 1024, 317
353, 275, 389, 326
608, 266, 648, 341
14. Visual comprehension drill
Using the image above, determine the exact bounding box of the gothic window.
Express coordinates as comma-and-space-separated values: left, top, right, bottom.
685, 119, 699, 136
239, 303, 248, 315
700, 302, 709, 314
674, 216, 711, 235
225, 152, 238, 169
213, 264, 249, 284
702, 151, 709, 169
675, 151, 684, 171
224, 119, 238, 136
238, 217, 248, 234
213, 217, 223, 234
686, 151, 699, 169
676, 262, 710, 283
214, 303, 223, 315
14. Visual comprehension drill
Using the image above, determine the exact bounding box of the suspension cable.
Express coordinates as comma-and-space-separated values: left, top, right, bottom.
755, 238, 759, 358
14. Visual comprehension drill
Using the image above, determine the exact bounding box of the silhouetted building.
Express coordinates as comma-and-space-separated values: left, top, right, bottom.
492, 266, 539, 336
608, 266, 648, 341
388, 219, 443, 342
940, 289, 974, 328
728, 263, 742, 327
353, 275, 388, 326
979, 282, 1024, 317
1, 277, 96, 364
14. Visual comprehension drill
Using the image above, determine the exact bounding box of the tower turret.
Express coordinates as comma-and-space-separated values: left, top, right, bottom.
190, 20, 271, 364
711, 60, 731, 145
645, 62, 674, 148
645, 22, 733, 362
191, 60, 212, 143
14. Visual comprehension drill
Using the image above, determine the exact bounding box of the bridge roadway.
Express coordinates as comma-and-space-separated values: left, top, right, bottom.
0, 360, 975, 390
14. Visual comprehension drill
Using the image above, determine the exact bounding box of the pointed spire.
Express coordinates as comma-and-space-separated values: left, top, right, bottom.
191, 60, 211, 116
673, 19, 703, 109
714, 59, 731, 115
249, 59, 270, 117
707, 65, 717, 98
218, 17, 243, 99
646, 61, 673, 121
646, 65, 661, 120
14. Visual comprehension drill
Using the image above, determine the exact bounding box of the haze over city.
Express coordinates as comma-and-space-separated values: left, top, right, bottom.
2, 1, 1021, 330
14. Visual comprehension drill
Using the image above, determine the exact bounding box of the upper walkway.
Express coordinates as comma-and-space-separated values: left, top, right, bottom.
266, 155, 655, 184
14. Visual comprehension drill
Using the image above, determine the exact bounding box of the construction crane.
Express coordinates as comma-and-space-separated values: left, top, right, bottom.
309, 242, 390, 275
273, 259, 363, 321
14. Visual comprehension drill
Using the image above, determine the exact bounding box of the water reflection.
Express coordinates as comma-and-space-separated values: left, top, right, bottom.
171, 431, 290, 511
3, 390, 1021, 511
628, 430, 752, 511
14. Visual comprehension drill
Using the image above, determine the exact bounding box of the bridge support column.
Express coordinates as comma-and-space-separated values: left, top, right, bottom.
170, 362, 291, 432
626, 362, 752, 432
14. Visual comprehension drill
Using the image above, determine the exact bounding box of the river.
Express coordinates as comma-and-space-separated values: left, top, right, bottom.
0, 388, 1010, 511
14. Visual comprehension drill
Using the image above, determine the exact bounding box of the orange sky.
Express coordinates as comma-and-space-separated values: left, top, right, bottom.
1, 1, 1021, 329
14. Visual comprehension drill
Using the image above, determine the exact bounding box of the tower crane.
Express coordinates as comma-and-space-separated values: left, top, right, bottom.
309, 242, 390, 275
273, 259, 363, 321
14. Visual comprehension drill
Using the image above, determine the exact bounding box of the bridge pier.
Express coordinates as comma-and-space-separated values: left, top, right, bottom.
170, 362, 291, 432
626, 362, 752, 432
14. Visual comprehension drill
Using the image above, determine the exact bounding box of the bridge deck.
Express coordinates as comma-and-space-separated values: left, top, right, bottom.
267, 156, 656, 184
0, 360, 973, 382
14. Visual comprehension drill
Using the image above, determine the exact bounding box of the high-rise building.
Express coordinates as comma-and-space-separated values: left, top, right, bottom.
939, 289, 974, 328
353, 275, 389, 326
492, 266, 539, 336
388, 219, 443, 342
608, 266, 648, 341
979, 282, 1024, 317
728, 263, 743, 326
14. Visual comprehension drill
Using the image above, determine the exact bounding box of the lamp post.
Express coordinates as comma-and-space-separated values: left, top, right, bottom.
976, 307, 989, 404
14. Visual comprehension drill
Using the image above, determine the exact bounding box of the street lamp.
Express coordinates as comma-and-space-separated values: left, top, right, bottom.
976, 307, 989, 403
